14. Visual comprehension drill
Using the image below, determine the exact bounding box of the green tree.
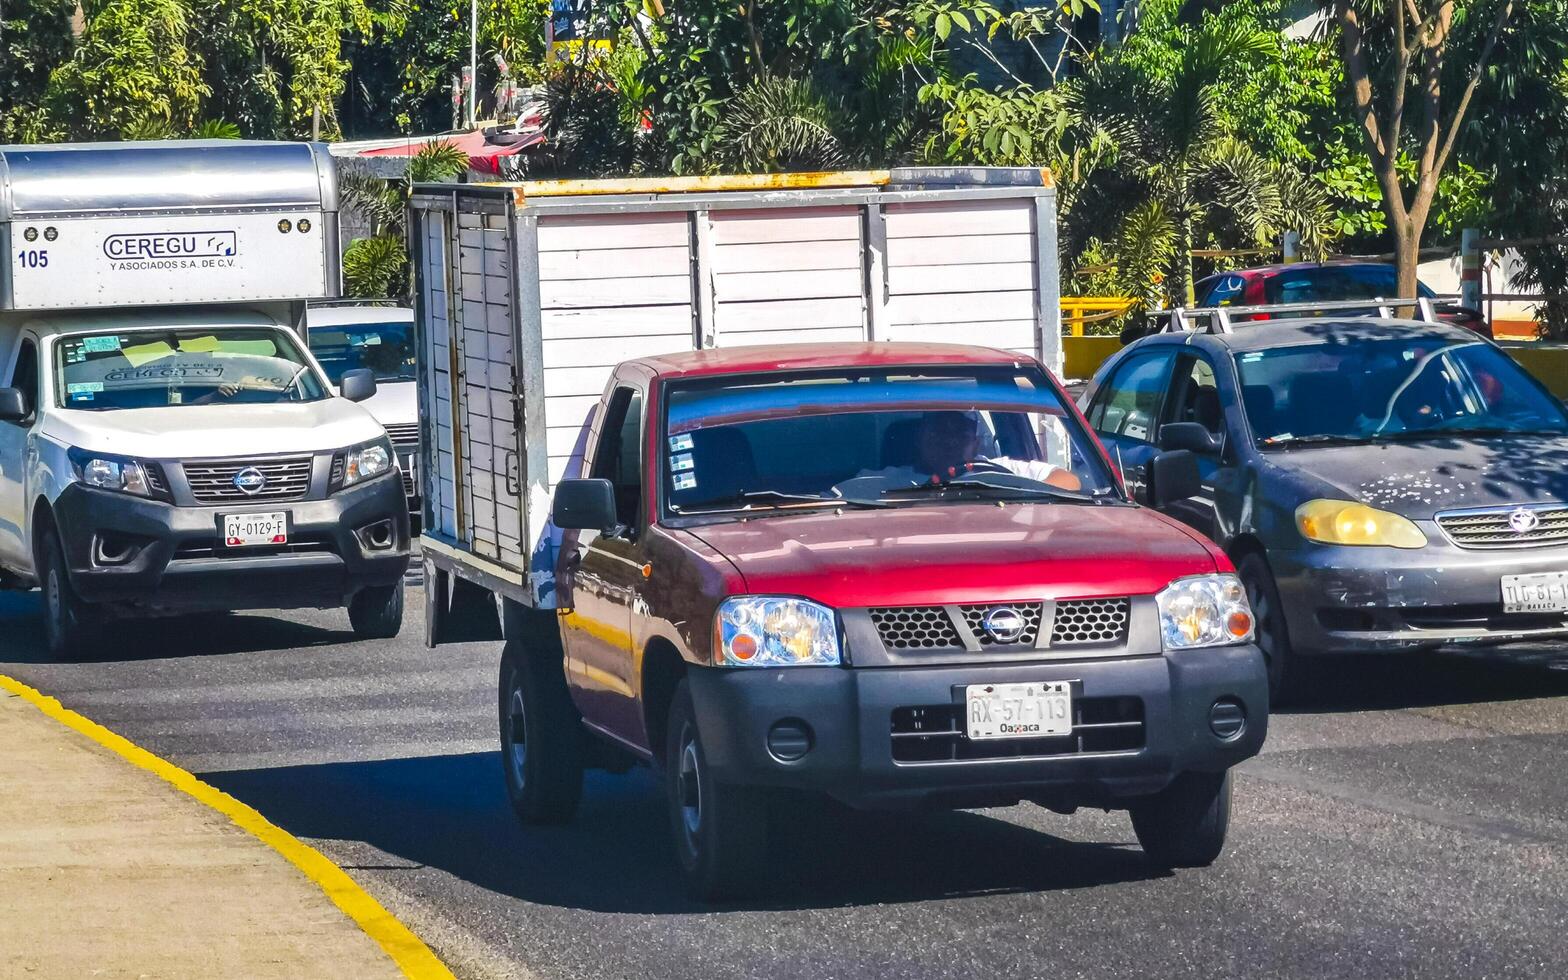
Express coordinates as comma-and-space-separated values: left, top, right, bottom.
0, 0, 76, 142
341, 139, 470, 298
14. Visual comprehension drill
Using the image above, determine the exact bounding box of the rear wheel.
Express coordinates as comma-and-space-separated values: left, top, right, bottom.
348, 584, 404, 639
1237, 552, 1305, 706
498, 636, 583, 824
665, 680, 767, 901
1129, 769, 1232, 869
39, 527, 92, 660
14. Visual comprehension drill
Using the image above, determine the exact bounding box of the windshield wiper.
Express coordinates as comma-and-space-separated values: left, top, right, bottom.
1261, 434, 1373, 448
1372, 426, 1566, 441
880, 476, 1094, 503
672, 489, 890, 515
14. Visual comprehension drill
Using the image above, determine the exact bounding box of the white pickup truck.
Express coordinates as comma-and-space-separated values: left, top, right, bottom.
0, 140, 411, 657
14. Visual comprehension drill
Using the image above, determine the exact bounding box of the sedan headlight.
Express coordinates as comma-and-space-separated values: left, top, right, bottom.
68, 449, 154, 497
715, 596, 841, 667
341, 438, 394, 488
1296, 499, 1426, 548
1157, 574, 1255, 650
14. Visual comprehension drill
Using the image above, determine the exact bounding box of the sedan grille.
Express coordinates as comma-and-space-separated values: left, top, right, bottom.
1436, 505, 1568, 550
870, 606, 962, 650
1050, 598, 1131, 645
384, 422, 421, 450
183, 456, 313, 503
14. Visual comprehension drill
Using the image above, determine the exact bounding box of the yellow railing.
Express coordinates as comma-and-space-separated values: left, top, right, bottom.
1061, 296, 1137, 336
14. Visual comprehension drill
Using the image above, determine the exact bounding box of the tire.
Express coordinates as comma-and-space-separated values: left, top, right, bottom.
348, 584, 404, 639
498, 636, 583, 824
1129, 769, 1233, 869
1237, 552, 1306, 706
664, 680, 767, 901
39, 526, 92, 660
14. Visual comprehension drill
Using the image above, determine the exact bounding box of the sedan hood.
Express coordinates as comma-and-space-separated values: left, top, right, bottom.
683, 502, 1219, 608
43, 398, 385, 460
1263, 434, 1568, 518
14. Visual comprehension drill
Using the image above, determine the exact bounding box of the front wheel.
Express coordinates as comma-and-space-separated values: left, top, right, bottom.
348, 584, 404, 639
1237, 552, 1306, 706
39, 527, 92, 660
665, 680, 767, 901
1129, 769, 1233, 869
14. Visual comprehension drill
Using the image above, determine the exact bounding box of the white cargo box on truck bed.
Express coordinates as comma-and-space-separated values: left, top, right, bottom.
409, 168, 1061, 611
0, 140, 339, 313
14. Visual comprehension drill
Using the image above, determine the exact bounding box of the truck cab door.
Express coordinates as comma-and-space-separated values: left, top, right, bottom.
1084, 348, 1176, 503
1157, 353, 1230, 538
0, 338, 41, 574
560, 385, 646, 745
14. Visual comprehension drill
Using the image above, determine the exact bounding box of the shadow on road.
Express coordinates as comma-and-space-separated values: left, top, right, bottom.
1280, 647, 1568, 715
202, 752, 1160, 914
0, 591, 352, 664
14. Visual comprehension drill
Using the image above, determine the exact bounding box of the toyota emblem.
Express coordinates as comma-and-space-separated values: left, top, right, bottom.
1509, 508, 1540, 533
981, 606, 1027, 643
233, 467, 267, 495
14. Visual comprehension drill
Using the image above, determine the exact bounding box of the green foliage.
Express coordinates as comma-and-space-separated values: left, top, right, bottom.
711, 76, 847, 172
0, 0, 76, 142
192, 118, 244, 139
344, 234, 409, 299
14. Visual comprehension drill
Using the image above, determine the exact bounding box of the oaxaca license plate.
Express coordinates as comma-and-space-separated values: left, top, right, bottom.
965, 681, 1073, 741
1501, 571, 1568, 613
223, 512, 288, 547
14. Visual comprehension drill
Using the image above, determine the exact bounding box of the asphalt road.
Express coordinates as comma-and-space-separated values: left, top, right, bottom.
4, 587, 1568, 980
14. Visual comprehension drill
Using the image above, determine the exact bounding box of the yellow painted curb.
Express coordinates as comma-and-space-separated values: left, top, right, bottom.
0, 674, 456, 980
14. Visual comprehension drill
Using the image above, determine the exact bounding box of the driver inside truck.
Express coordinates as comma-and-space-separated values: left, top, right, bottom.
865, 410, 1083, 491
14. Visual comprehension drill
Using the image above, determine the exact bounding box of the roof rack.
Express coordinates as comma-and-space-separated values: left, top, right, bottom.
1149, 297, 1444, 334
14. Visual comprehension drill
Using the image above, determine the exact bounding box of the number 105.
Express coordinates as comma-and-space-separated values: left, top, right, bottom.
16, 249, 48, 268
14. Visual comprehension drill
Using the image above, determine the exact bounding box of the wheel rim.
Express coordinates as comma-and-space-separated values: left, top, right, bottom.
676, 726, 703, 845
506, 686, 528, 788
45, 565, 64, 640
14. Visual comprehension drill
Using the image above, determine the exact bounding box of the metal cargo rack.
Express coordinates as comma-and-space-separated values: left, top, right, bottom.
1149, 297, 1449, 334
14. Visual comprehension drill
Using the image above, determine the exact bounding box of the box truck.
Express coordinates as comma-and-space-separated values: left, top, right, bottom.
0, 140, 411, 657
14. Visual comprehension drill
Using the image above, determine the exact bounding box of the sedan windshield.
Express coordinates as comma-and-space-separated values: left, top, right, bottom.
55, 328, 327, 411
663, 367, 1120, 514
1236, 338, 1568, 446
308, 317, 416, 385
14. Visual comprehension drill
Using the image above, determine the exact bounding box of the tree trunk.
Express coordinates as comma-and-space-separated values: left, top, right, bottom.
1392, 220, 1422, 317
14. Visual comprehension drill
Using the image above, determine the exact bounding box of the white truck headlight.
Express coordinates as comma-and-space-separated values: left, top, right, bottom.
70, 450, 154, 497
342, 438, 394, 488
715, 596, 841, 667
1156, 574, 1255, 650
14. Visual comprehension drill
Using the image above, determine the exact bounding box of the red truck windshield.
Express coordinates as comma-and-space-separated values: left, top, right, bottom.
663, 367, 1119, 513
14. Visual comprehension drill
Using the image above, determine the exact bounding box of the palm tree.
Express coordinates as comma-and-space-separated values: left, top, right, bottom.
339, 140, 469, 299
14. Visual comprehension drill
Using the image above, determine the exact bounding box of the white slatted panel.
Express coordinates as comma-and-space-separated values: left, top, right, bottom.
710, 207, 868, 347
455, 210, 524, 566
419, 209, 459, 539
882, 198, 1039, 357
536, 212, 695, 485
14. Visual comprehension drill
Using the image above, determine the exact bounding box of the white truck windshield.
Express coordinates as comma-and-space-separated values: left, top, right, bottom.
54, 328, 327, 410
308, 320, 417, 386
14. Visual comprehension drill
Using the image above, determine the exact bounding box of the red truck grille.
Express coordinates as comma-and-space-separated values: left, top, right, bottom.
869, 599, 1129, 651
890, 697, 1145, 763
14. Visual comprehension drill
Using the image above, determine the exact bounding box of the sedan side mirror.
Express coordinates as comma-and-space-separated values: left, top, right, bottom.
340, 368, 378, 403
1159, 421, 1223, 455
553, 478, 619, 533
0, 387, 27, 423
1148, 450, 1201, 509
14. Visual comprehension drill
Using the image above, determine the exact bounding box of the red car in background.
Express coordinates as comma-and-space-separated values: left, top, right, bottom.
1194, 261, 1491, 338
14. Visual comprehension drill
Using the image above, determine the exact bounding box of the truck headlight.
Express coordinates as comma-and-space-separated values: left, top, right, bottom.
69, 449, 154, 498
1157, 574, 1255, 650
341, 438, 394, 488
715, 596, 841, 667
1295, 499, 1427, 548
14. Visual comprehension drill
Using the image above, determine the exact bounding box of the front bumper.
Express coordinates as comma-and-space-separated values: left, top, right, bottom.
686, 645, 1267, 810
1271, 540, 1568, 655
53, 475, 410, 613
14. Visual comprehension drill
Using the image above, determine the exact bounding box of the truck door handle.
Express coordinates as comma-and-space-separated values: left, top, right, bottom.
503, 450, 520, 496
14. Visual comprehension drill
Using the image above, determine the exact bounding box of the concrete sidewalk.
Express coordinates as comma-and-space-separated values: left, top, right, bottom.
0, 686, 408, 979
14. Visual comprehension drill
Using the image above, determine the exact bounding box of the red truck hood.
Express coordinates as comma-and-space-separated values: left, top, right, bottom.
682, 503, 1220, 608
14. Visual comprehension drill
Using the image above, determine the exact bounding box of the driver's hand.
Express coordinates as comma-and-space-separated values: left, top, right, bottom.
217, 383, 240, 398
1045, 469, 1082, 491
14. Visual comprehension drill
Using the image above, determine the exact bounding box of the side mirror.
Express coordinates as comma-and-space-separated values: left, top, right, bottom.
1159, 421, 1223, 455
0, 388, 27, 423
1148, 450, 1201, 508
340, 368, 377, 403
553, 478, 618, 533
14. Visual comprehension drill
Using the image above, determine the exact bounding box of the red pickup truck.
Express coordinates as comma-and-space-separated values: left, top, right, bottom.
498, 342, 1268, 899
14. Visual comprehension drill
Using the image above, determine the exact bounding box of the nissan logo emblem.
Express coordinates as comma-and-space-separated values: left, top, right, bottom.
981, 606, 1027, 644
233, 467, 267, 495
1509, 508, 1540, 533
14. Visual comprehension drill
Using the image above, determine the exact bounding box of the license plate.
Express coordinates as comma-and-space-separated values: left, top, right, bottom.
965, 681, 1073, 741
1501, 571, 1568, 613
223, 512, 288, 547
